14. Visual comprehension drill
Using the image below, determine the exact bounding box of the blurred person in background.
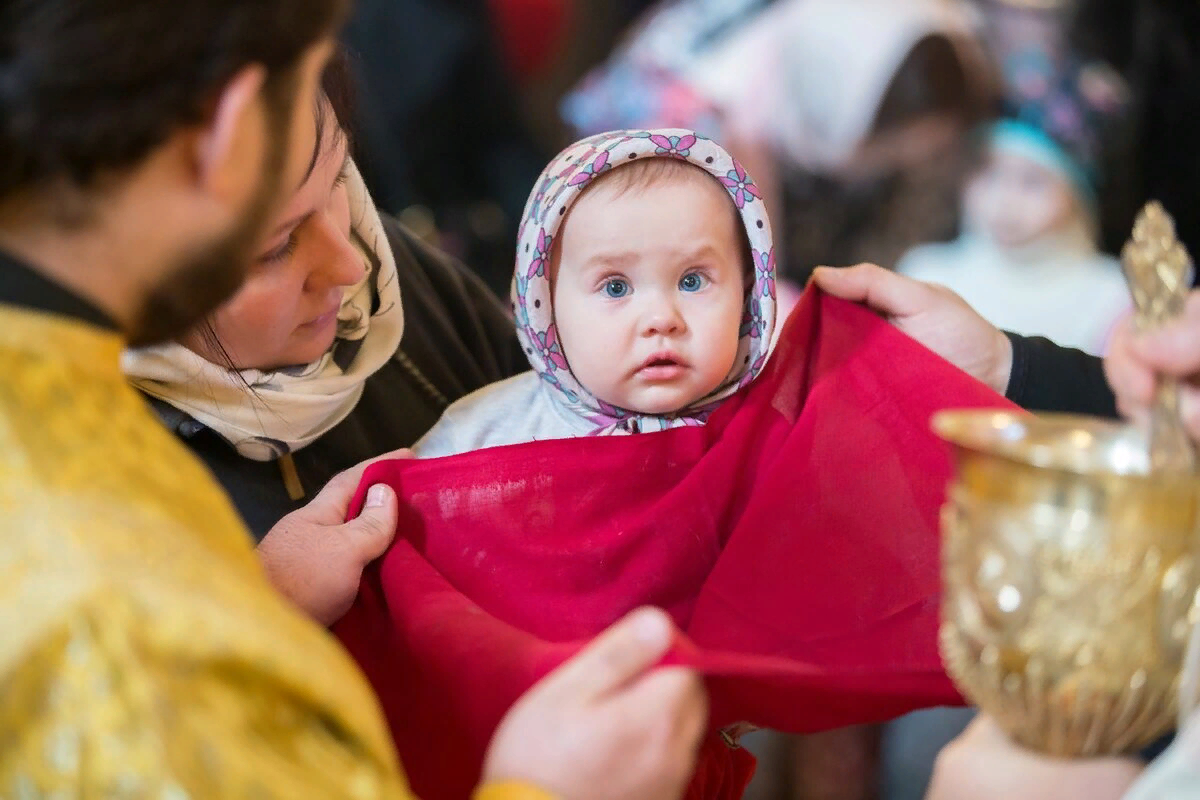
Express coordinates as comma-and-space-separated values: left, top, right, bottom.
341, 0, 557, 294
898, 1, 1131, 357
561, 0, 994, 327
685, 0, 995, 284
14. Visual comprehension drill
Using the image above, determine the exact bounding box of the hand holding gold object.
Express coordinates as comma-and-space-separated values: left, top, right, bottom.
933, 203, 1200, 758
1121, 201, 1196, 473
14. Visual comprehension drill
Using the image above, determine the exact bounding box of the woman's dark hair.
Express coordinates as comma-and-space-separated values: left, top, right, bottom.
872, 34, 995, 135
316, 46, 358, 157
0, 0, 350, 201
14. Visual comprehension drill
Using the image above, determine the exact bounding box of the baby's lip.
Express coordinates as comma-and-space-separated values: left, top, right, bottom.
637, 351, 689, 371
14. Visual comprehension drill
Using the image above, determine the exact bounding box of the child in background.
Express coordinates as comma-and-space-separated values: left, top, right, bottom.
898, 55, 1131, 356
414, 128, 776, 457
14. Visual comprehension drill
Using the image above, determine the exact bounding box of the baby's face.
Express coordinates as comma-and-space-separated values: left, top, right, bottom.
551, 173, 746, 416
964, 146, 1077, 249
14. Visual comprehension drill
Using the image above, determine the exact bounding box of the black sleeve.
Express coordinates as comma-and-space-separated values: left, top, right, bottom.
1003, 332, 1118, 419
383, 216, 526, 401
1139, 730, 1176, 763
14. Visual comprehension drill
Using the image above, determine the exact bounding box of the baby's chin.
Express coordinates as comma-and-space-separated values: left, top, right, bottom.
602, 389, 713, 418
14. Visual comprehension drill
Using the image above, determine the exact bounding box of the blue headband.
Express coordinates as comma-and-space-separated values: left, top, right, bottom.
987, 119, 1097, 211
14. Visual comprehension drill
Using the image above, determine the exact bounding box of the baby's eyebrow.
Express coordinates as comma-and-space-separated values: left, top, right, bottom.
582, 252, 638, 270
680, 243, 721, 262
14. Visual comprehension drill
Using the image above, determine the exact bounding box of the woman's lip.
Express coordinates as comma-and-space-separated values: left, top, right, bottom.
300, 307, 339, 329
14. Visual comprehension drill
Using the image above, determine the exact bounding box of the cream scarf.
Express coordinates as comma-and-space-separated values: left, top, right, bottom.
122, 160, 405, 461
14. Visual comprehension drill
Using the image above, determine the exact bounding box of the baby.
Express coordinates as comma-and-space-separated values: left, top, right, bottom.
414, 129, 778, 457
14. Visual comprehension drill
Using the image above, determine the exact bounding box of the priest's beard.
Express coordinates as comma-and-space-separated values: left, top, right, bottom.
126, 99, 293, 347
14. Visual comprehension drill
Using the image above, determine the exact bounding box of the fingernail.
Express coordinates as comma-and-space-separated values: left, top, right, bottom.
366, 484, 390, 508
632, 608, 671, 645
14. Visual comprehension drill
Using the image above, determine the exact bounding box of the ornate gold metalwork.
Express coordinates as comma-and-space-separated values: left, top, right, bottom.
1121, 201, 1196, 472
935, 410, 1200, 755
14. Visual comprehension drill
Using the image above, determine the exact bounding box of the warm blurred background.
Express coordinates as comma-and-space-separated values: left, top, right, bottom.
337, 1, 1200, 795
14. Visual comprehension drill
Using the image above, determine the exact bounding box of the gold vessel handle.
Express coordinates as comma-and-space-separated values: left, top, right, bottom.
1120, 201, 1196, 473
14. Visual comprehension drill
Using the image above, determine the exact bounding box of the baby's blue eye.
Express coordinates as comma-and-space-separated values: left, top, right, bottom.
679, 272, 708, 292
604, 279, 631, 298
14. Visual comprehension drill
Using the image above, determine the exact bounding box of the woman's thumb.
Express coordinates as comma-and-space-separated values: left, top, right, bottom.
345, 483, 398, 561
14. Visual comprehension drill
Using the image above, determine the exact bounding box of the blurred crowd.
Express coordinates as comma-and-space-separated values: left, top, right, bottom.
343, 0, 1200, 357
337, 1, 1200, 796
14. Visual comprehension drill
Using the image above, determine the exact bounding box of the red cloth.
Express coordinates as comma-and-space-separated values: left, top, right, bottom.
334, 289, 1017, 799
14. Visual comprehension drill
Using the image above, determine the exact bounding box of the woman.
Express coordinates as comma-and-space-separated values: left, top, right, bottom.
124, 58, 524, 540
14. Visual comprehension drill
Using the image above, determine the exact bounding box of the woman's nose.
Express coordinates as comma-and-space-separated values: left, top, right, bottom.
307, 213, 364, 290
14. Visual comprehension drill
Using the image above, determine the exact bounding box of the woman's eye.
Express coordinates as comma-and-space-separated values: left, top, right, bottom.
259, 234, 298, 265
604, 278, 631, 298
679, 272, 708, 292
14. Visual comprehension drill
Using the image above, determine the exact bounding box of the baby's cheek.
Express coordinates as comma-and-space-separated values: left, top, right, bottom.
705, 327, 741, 387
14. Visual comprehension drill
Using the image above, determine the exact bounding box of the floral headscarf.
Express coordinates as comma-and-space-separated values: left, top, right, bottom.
512, 128, 777, 435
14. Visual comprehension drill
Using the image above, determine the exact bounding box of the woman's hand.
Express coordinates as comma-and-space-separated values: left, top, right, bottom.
257, 449, 412, 625
1105, 292, 1200, 442
811, 264, 1014, 395
926, 716, 1142, 800
482, 607, 708, 800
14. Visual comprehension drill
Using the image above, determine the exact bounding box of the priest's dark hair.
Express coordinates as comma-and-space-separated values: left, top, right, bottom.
0, 0, 350, 202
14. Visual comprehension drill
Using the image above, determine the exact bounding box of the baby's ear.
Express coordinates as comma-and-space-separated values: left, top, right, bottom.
547, 234, 563, 288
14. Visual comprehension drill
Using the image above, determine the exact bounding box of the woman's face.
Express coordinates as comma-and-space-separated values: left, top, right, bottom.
181, 120, 362, 371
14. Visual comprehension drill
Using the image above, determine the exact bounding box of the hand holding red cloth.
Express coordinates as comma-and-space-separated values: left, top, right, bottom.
333, 289, 1017, 799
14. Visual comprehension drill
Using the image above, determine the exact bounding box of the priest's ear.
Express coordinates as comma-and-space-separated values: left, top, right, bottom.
188, 66, 276, 214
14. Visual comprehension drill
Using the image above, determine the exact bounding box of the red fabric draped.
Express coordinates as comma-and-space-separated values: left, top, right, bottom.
333, 289, 1017, 799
